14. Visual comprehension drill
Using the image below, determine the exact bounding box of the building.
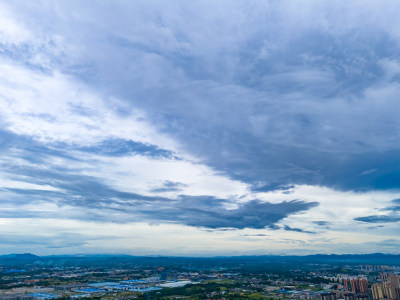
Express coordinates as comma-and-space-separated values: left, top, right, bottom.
372, 283, 384, 300
344, 293, 355, 300
372, 274, 400, 300
344, 278, 351, 292
351, 279, 360, 293
359, 279, 368, 294
54, 284, 86, 291
343, 277, 368, 294
321, 292, 337, 300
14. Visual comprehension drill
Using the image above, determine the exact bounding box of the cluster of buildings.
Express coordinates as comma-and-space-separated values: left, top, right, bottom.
2, 262, 400, 300
329, 275, 369, 293
0, 276, 194, 299
323, 273, 400, 300
320, 292, 369, 300
372, 274, 400, 300
322, 275, 369, 298
342, 277, 369, 294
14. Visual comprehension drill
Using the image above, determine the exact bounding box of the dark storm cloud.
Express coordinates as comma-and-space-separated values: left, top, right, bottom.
160, 198, 319, 230
45, 1, 400, 193
0, 129, 318, 229
3, 1, 400, 194
2, 183, 318, 229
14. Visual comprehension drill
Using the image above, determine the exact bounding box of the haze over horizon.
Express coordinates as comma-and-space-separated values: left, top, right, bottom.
0, 0, 399, 256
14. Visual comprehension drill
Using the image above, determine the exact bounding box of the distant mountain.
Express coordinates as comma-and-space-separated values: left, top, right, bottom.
0, 253, 39, 259
0, 253, 399, 268
0, 253, 40, 267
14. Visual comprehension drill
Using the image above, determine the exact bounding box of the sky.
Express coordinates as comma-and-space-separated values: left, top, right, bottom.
0, 0, 399, 256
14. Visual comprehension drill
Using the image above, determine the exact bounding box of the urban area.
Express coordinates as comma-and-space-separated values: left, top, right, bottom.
0, 254, 399, 300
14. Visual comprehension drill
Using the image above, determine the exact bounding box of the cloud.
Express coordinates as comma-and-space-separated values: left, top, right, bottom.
0, 129, 318, 229
2, 2, 400, 195
392, 198, 400, 204
0, 232, 109, 249
0, 0, 400, 253
283, 225, 316, 234
382, 199, 400, 212
77, 138, 176, 159
313, 221, 331, 226
163, 199, 319, 230
241, 234, 269, 237
355, 198, 400, 225
37, 0, 400, 193
1, 181, 319, 230
251, 183, 295, 193
354, 215, 400, 223
0, 164, 170, 211
150, 180, 187, 193
0, 162, 318, 229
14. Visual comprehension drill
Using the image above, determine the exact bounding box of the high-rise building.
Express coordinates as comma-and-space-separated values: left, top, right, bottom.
321, 292, 337, 300
389, 274, 400, 287
384, 282, 399, 299
342, 277, 368, 294
372, 274, 400, 300
351, 278, 360, 293
344, 292, 355, 300
344, 278, 351, 291
372, 283, 385, 300
359, 278, 368, 294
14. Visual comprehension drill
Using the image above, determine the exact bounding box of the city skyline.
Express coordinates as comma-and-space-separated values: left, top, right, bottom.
0, 0, 399, 255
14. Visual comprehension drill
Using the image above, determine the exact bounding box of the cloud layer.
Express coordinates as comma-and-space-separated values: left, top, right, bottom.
0, 0, 399, 254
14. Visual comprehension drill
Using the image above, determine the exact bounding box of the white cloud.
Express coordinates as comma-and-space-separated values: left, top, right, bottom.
0, 60, 177, 150
0, 3, 31, 45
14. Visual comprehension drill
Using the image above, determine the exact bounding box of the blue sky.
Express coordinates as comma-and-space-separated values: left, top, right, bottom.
0, 0, 399, 255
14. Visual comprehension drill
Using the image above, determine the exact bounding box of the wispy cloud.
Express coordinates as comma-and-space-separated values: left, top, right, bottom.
354, 215, 400, 223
